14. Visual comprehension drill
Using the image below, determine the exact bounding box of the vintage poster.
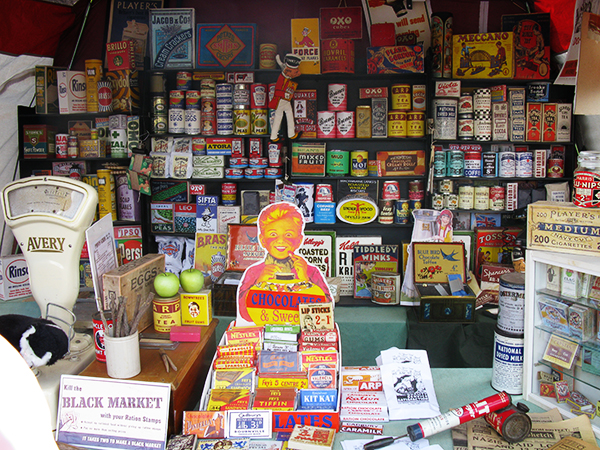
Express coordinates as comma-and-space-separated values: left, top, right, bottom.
149, 8, 195, 69
353, 244, 399, 298
56, 375, 170, 450
452, 32, 515, 79
226, 224, 265, 272
114, 225, 142, 265
336, 235, 382, 296
291, 18, 321, 74
236, 202, 333, 327
196, 24, 256, 69
298, 230, 336, 278
106, 0, 163, 68
194, 232, 227, 287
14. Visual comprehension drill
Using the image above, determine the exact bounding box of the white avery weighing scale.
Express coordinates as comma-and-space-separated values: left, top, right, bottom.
1, 176, 99, 429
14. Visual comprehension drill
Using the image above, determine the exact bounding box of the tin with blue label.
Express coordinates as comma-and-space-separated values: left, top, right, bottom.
499, 151, 516, 177
447, 150, 464, 177
314, 202, 336, 224
394, 199, 410, 224
434, 149, 447, 177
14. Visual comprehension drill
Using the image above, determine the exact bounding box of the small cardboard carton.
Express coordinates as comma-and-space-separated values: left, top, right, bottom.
0, 255, 32, 301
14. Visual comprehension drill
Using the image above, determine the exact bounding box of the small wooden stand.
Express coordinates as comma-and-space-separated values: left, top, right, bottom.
79, 319, 218, 434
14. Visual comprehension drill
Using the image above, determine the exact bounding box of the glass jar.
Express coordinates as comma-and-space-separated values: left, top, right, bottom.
573, 151, 600, 207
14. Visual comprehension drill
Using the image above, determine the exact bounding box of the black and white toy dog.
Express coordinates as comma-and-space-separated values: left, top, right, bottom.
0, 314, 69, 367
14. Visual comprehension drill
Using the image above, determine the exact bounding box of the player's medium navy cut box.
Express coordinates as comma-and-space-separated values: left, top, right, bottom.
196, 24, 256, 69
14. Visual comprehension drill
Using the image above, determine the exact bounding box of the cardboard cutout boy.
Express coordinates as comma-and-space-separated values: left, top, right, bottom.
236, 202, 333, 326
269, 54, 302, 142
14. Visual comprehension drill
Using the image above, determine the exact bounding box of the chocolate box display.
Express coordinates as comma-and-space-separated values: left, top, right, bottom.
196, 23, 256, 69
413, 242, 476, 323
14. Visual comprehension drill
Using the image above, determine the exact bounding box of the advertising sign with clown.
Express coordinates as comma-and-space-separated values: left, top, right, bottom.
236, 202, 333, 326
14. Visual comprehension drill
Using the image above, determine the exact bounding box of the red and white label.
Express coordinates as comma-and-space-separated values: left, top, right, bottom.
574, 171, 600, 207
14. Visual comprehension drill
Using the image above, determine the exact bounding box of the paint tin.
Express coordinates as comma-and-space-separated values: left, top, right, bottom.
382, 180, 401, 200
153, 294, 181, 333
489, 186, 506, 211
391, 84, 411, 110
474, 186, 490, 210
394, 199, 410, 223
412, 85, 426, 111
92, 311, 113, 362
176, 71, 192, 90
482, 151, 498, 177
497, 272, 526, 336
259, 43, 278, 69
185, 90, 201, 109
326, 149, 349, 176
491, 327, 524, 395
169, 90, 185, 109
378, 199, 395, 224
350, 150, 368, 177
251, 109, 268, 135
250, 83, 267, 109
499, 151, 516, 177
458, 185, 474, 209
484, 403, 532, 444
515, 151, 533, 177
168, 108, 185, 134
434, 150, 447, 177
233, 107, 250, 135
464, 151, 481, 177
317, 111, 337, 138
447, 150, 464, 177
222, 182, 237, 205
233, 83, 250, 108
388, 110, 407, 138
336, 111, 355, 138
371, 272, 401, 305
315, 184, 334, 202
406, 111, 425, 138
328, 83, 347, 111
185, 109, 201, 135
433, 98, 457, 140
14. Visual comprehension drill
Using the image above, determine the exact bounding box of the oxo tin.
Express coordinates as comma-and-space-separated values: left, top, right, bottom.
315, 184, 333, 202
250, 83, 267, 109
382, 180, 400, 200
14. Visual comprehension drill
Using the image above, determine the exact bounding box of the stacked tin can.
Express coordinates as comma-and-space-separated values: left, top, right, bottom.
473, 88, 492, 141
200, 78, 216, 136
232, 82, 250, 135
388, 84, 426, 138
249, 83, 268, 135
457, 93, 474, 140
216, 82, 233, 135
150, 72, 167, 134
183, 74, 201, 135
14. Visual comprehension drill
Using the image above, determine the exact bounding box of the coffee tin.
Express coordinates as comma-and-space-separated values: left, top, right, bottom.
350, 150, 368, 177
391, 84, 411, 110
336, 111, 355, 138
482, 151, 498, 177
464, 151, 482, 177
328, 83, 347, 111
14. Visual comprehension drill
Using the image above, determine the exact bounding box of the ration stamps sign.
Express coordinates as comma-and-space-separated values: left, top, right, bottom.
56, 375, 170, 450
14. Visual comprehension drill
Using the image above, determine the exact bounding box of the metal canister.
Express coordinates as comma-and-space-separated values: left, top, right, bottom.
216, 109, 233, 135
484, 403, 532, 444
439, 178, 454, 193
176, 71, 192, 90
446, 193, 459, 209
200, 78, 216, 98
412, 85, 426, 111
233, 106, 250, 135
489, 185, 506, 211
114, 170, 141, 221
185, 109, 201, 135
515, 151, 533, 177
327, 149, 349, 176
350, 150, 368, 177
432, 193, 444, 210
473, 88, 492, 113
482, 151, 498, 177
185, 90, 201, 109
221, 182, 237, 205
391, 84, 411, 110
433, 98, 458, 140
499, 150, 516, 177
216, 83, 233, 109
458, 115, 474, 140
491, 328, 525, 395
394, 199, 410, 223
153, 115, 168, 134
497, 272, 526, 335
233, 83, 250, 108
55, 134, 68, 158
153, 294, 181, 333
378, 199, 395, 224
382, 180, 401, 200
97, 169, 117, 221
315, 184, 333, 202
447, 150, 464, 177
463, 151, 481, 177
169, 90, 185, 109
97, 79, 113, 113
259, 43, 278, 69
388, 110, 407, 138
251, 109, 268, 135
371, 272, 401, 305
406, 111, 425, 138
168, 108, 185, 134
152, 96, 167, 115
434, 149, 447, 177
408, 180, 425, 200
250, 83, 267, 109
474, 185, 490, 210
458, 94, 473, 115
356, 105, 372, 138
318, 111, 337, 138
92, 311, 113, 362
336, 111, 355, 138
458, 185, 475, 209
201, 113, 216, 136
474, 112, 492, 141
85, 59, 103, 113
328, 83, 347, 111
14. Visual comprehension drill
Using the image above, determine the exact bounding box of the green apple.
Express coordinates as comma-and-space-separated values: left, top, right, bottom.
179, 268, 205, 293
153, 271, 180, 298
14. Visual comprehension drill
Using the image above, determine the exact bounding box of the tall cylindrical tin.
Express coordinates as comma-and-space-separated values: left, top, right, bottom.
388, 110, 407, 138
97, 169, 117, 221
250, 83, 267, 109
463, 151, 481, 177
328, 83, 347, 111
233, 107, 250, 135
497, 272, 526, 336
185, 109, 201, 135
516, 151, 533, 177
434, 149, 447, 177
447, 150, 464, 177
153, 294, 181, 333
222, 182, 237, 205
412, 85, 426, 111
85, 59, 103, 113
350, 150, 368, 177
482, 151, 498, 177
176, 71, 192, 90
491, 327, 524, 395
378, 199, 395, 224
406, 111, 425, 137
458, 185, 474, 209
391, 84, 411, 110
168, 108, 185, 134
327, 150, 349, 176
318, 111, 337, 138
115, 170, 141, 221
233, 83, 250, 108
433, 98, 457, 140
489, 185, 506, 211
499, 150, 516, 177
336, 111, 355, 138
356, 105, 372, 139
92, 311, 113, 363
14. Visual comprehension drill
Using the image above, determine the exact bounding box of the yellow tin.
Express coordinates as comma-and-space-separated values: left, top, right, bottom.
391, 84, 411, 110
153, 294, 182, 333
388, 110, 407, 137
356, 105, 372, 139
407, 111, 426, 137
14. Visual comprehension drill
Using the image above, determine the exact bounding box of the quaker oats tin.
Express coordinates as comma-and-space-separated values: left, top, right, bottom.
458, 185, 475, 209
391, 84, 411, 110
388, 110, 407, 137
233, 107, 250, 135
474, 186, 490, 210
318, 111, 337, 138
406, 111, 425, 138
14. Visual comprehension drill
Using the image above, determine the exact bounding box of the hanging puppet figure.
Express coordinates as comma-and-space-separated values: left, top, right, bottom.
269, 53, 302, 142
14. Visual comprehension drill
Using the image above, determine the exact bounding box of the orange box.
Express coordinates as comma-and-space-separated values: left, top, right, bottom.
376, 150, 426, 176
